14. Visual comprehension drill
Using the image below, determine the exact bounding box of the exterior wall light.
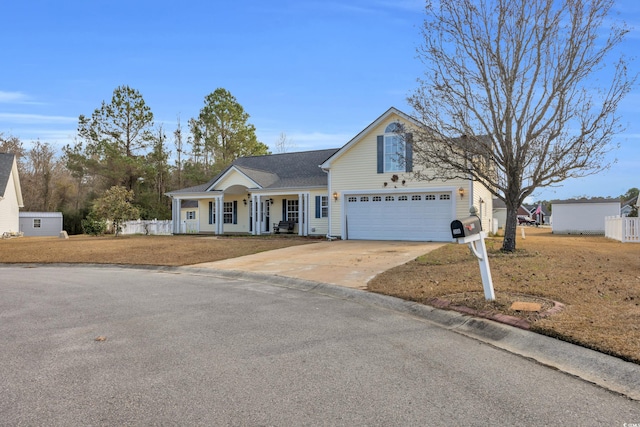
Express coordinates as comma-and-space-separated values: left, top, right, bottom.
458, 187, 465, 198
333, 192, 339, 201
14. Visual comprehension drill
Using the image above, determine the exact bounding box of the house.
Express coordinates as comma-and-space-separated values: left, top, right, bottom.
621, 196, 637, 217
0, 153, 24, 236
551, 198, 620, 234
166, 107, 494, 241
492, 199, 548, 228
19, 212, 63, 237
524, 203, 549, 225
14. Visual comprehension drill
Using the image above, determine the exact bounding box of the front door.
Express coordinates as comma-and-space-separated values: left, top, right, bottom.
263, 200, 270, 232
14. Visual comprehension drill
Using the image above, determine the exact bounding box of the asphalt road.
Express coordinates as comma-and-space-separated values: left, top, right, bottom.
1, 265, 638, 426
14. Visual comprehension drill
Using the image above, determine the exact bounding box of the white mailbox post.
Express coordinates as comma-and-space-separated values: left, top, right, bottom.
450, 215, 496, 301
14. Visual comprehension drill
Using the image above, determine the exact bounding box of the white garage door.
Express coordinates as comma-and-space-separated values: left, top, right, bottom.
345, 192, 453, 241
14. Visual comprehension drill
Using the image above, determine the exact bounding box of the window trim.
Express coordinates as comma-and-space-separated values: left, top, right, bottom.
286, 199, 299, 223
320, 196, 328, 218
223, 202, 234, 224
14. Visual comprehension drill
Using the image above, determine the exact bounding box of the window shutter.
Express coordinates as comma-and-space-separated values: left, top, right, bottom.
233, 200, 237, 224
405, 133, 413, 172
282, 199, 287, 220
209, 201, 213, 224
315, 196, 321, 218
377, 135, 384, 173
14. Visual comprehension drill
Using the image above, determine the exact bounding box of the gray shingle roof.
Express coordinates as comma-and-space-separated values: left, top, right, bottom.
231, 148, 339, 189
170, 148, 339, 194
0, 153, 16, 198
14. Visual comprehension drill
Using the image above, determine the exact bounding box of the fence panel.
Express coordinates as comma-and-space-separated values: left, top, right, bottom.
605, 216, 622, 241
120, 219, 173, 235
605, 216, 640, 242
624, 217, 640, 242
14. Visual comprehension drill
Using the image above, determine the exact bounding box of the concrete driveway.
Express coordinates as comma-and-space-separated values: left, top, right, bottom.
190, 240, 445, 289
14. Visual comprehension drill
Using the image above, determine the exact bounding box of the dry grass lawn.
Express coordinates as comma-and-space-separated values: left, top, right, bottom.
1, 229, 639, 364
369, 227, 640, 364
0, 234, 316, 266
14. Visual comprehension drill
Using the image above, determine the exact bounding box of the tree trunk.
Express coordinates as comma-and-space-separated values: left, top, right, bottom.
502, 203, 519, 252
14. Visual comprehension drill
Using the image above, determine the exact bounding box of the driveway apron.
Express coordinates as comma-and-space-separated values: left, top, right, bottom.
190, 240, 444, 289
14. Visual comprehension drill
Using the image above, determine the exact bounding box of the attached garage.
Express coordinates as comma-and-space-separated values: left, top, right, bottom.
344, 191, 454, 241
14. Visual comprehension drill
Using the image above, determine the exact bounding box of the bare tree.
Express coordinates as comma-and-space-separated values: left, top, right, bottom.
0, 133, 26, 173
23, 140, 56, 211
174, 115, 184, 188
408, 0, 634, 251
273, 131, 296, 153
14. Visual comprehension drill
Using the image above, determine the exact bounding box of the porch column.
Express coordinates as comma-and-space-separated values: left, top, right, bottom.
298, 193, 304, 236
305, 192, 310, 236
171, 197, 181, 234
256, 196, 265, 236
253, 195, 260, 235
216, 195, 224, 235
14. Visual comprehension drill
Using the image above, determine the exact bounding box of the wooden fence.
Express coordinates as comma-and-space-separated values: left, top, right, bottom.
605, 216, 640, 242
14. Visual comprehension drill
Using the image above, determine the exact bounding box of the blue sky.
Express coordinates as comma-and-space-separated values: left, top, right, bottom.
1, 0, 639, 201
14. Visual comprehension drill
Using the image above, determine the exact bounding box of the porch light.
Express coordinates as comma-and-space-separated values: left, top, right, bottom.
243, 199, 247, 205
333, 191, 339, 201
269, 198, 274, 204
458, 187, 465, 198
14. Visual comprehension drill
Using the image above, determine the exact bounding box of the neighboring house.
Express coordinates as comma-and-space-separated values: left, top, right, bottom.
524, 203, 549, 225
166, 107, 494, 241
19, 212, 63, 237
621, 196, 637, 217
0, 153, 24, 236
492, 198, 506, 229
551, 198, 620, 234
493, 200, 549, 229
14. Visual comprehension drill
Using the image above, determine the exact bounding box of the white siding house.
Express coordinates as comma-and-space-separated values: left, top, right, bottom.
552, 198, 620, 234
0, 153, 24, 236
166, 107, 494, 241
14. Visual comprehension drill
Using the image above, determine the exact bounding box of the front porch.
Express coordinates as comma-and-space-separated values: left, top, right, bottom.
171, 188, 317, 237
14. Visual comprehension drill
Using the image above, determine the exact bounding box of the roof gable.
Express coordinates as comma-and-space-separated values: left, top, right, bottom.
0, 153, 23, 206
206, 148, 340, 191
207, 165, 264, 192
320, 107, 422, 169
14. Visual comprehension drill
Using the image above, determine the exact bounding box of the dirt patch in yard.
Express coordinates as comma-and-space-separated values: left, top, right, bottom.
368, 227, 640, 364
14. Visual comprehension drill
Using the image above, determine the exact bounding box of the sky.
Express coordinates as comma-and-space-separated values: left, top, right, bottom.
1, 0, 639, 202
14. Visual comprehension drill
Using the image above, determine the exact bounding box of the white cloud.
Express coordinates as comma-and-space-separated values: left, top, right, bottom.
0, 91, 30, 103
0, 113, 77, 124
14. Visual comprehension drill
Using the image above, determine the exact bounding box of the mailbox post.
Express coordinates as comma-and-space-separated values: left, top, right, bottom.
450, 215, 495, 301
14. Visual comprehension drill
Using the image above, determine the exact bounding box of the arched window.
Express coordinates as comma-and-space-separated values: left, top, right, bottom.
383, 122, 405, 172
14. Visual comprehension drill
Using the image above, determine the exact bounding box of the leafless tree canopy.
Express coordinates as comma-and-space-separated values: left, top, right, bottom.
409, 0, 634, 250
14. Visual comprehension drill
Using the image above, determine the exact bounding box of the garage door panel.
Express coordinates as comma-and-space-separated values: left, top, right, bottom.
345, 192, 453, 241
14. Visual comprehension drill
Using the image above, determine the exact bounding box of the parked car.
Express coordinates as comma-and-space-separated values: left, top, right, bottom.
518, 215, 538, 226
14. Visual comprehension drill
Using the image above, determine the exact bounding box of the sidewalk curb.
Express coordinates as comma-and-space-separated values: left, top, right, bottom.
178, 266, 640, 401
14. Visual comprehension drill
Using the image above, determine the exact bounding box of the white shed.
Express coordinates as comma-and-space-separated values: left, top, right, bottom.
19, 212, 63, 237
551, 198, 620, 235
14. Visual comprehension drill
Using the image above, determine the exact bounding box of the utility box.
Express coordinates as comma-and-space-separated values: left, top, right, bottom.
450, 216, 482, 239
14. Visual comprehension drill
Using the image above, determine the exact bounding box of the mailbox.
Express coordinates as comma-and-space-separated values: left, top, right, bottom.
450, 216, 482, 239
